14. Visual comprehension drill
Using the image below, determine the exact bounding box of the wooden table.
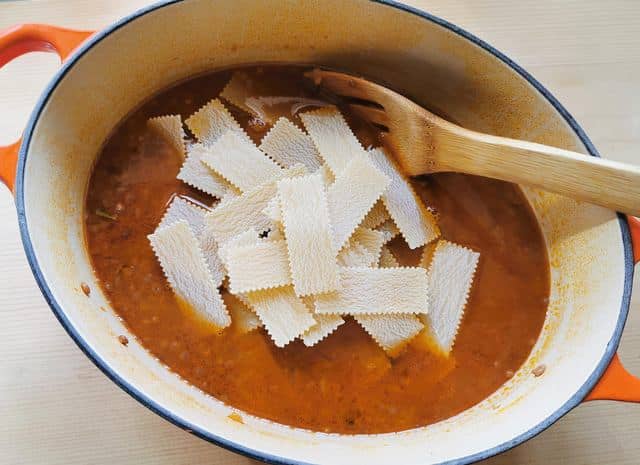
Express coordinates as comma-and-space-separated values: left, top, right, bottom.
1, 1, 638, 463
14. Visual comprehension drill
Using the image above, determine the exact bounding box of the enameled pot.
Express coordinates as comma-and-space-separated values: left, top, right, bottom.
1, 1, 639, 464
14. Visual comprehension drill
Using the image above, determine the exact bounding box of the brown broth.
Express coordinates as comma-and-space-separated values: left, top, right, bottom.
84, 65, 549, 434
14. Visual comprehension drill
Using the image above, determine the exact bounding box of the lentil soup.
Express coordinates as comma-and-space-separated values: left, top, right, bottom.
84, 65, 549, 434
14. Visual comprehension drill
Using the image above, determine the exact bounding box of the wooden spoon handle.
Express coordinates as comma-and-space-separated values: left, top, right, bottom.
437, 127, 640, 216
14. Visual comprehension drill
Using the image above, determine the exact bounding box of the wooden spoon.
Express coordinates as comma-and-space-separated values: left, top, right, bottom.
308, 69, 640, 216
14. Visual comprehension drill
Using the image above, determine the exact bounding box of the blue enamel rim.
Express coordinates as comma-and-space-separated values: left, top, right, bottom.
13, 1, 633, 464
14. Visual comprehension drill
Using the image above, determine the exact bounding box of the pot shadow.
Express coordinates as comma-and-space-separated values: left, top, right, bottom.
302, 47, 584, 140
304, 49, 501, 134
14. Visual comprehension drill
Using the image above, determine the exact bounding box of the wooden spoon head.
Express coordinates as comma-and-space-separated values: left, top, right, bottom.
305, 68, 442, 175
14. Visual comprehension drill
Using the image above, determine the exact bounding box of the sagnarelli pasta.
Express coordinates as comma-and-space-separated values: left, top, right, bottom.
223, 292, 262, 334
246, 286, 316, 347
184, 98, 250, 146
314, 267, 429, 315
178, 143, 239, 198
148, 97, 478, 354
420, 240, 480, 354
201, 130, 282, 192
148, 221, 230, 329
369, 147, 440, 249
360, 200, 389, 230
158, 196, 208, 232
89, 65, 545, 435
219, 71, 288, 124
355, 314, 424, 354
204, 164, 307, 244
278, 173, 340, 296
259, 117, 323, 171
225, 239, 292, 294
327, 155, 390, 251
147, 114, 186, 159
178, 99, 252, 197
300, 106, 369, 176
158, 196, 225, 286
219, 71, 257, 119
337, 241, 377, 267
301, 308, 345, 347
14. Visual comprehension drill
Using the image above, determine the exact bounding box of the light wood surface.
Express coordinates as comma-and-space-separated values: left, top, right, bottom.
0, 1, 639, 464
316, 69, 640, 215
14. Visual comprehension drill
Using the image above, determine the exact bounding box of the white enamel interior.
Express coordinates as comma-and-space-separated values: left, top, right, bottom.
20, 1, 628, 464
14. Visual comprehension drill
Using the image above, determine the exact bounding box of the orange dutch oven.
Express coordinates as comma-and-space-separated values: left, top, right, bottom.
1, 2, 639, 464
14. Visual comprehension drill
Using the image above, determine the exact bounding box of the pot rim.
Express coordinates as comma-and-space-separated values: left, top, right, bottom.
13, 1, 634, 464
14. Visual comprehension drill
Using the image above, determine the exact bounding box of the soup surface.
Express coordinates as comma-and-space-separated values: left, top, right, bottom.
85, 65, 549, 434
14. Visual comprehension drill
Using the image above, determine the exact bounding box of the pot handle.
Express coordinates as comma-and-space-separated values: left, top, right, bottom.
0, 24, 93, 193
585, 215, 640, 402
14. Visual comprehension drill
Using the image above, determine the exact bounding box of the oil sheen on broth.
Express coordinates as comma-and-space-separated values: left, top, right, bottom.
84, 65, 549, 434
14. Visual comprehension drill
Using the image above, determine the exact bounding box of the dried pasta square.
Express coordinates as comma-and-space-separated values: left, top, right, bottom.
327, 155, 390, 250
421, 240, 480, 354
337, 241, 377, 267
300, 106, 368, 176
185, 98, 250, 146
223, 292, 262, 333
225, 239, 292, 294
159, 196, 225, 286
148, 221, 230, 328
277, 173, 340, 296
204, 164, 307, 244
361, 200, 389, 229
220, 71, 283, 123
177, 144, 239, 198
246, 287, 316, 347
178, 99, 252, 197
355, 314, 423, 354
314, 267, 429, 315
219, 72, 257, 117
201, 130, 283, 192
259, 117, 323, 171
369, 147, 439, 249
262, 196, 282, 223
147, 115, 186, 159
302, 313, 345, 347
350, 227, 386, 264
